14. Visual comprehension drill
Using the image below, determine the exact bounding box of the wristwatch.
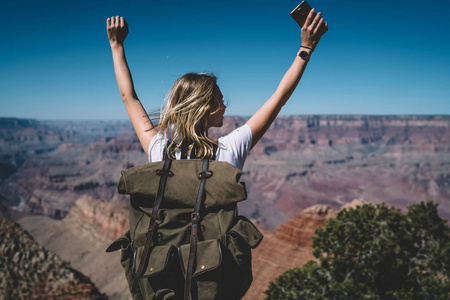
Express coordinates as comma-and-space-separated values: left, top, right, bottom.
298, 50, 311, 61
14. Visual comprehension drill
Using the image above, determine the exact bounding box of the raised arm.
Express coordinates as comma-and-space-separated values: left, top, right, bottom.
246, 9, 328, 148
107, 16, 156, 155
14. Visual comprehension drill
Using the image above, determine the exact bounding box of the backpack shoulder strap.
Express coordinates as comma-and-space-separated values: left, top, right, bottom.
181, 139, 191, 159
184, 158, 212, 299
132, 158, 173, 295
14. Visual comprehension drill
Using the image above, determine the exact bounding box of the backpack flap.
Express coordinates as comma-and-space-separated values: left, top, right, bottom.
132, 245, 178, 278
227, 216, 263, 248
118, 160, 247, 208
178, 240, 223, 277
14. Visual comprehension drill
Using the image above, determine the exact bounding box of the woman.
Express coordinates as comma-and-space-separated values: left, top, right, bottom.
106, 9, 327, 169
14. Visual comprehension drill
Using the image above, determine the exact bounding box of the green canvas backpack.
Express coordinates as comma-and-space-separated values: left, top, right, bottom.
106, 158, 263, 300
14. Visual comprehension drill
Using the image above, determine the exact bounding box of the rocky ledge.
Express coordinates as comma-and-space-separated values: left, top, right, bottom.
0, 216, 106, 299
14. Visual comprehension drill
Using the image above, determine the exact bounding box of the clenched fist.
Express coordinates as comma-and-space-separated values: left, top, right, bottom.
107, 16, 129, 46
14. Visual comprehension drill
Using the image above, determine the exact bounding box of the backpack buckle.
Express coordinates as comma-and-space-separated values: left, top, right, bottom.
156, 169, 174, 177
191, 212, 200, 221
198, 170, 213, 179
187, 225, 205, 233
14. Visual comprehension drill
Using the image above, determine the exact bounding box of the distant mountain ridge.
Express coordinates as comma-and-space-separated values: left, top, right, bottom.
0, 115, 449, 228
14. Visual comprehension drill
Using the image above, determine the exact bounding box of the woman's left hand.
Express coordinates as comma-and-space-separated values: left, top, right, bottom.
301, 9, 328, 50
107, 16, 129, 47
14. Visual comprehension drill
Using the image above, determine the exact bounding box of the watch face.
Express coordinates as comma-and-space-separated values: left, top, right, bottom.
300, 51, 309, 59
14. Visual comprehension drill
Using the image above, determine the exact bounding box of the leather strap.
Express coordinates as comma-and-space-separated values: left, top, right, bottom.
132, 158, 173, 295
184, 159, 212, 300
181, 139, 190, 159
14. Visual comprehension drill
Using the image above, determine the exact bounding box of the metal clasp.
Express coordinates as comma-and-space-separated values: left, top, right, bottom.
156, 169, 174, 177
198, 170, 213, 179
191, 212, 200, 220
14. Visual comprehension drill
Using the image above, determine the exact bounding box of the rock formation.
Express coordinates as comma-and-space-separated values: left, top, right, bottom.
0, 216, 106, 299
273, 204, 336, 246
64, 194, 129, 243
19, 195, 131, 300
0, 128, 147, 221
243, 199, 366, 299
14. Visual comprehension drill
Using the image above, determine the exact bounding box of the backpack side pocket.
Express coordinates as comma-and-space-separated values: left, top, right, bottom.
225, 216, 264, 298
106, 230, 144, 300
132, 245, 183, 299
178, 239, 226, 300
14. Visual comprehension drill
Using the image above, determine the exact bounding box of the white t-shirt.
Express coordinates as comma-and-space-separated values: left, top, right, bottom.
148, 124, 252, 170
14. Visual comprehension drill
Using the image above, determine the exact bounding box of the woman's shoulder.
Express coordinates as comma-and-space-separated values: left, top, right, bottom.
218, 124, 252, 146
216, 124, 252, 170
148, 131, 168, 162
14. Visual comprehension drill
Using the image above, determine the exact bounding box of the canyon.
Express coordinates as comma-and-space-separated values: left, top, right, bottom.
1, 115, 449, 298
1, 115, 449, 229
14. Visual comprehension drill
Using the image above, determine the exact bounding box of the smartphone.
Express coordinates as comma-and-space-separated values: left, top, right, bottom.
290, 1, 316, 28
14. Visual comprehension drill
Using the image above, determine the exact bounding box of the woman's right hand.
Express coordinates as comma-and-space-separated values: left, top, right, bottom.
301, 9, 328, 51
107, 16, 129, 46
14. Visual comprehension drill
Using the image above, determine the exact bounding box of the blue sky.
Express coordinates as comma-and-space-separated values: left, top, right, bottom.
1, 0, 449, 120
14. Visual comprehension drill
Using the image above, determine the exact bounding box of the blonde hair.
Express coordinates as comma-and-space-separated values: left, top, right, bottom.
157, 72, 220, 159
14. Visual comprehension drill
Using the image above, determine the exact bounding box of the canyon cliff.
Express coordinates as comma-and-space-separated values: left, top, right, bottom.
0, 216, 106, 299
19, 195, 130, 300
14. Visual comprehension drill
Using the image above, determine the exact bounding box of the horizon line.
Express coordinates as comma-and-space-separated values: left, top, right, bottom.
1, 114, 450, 122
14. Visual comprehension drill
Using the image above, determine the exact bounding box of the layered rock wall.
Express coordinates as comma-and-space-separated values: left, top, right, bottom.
273, 204, 336, 246
0, 216, 106, 299
64, 195, 129, 242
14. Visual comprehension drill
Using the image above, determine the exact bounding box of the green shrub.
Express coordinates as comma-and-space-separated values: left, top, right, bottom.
265, 201, 450, 300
